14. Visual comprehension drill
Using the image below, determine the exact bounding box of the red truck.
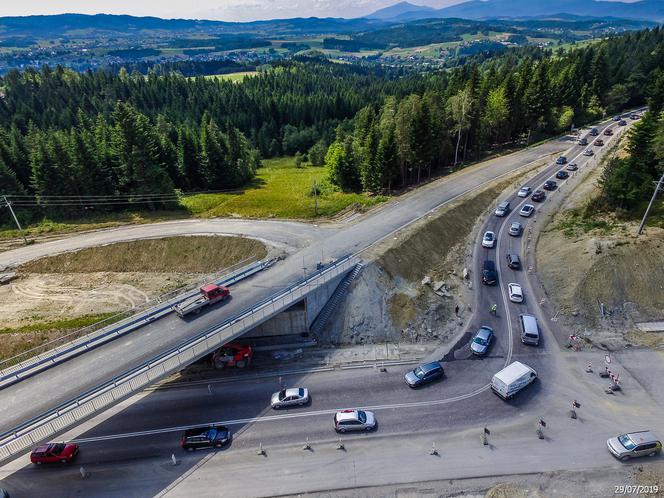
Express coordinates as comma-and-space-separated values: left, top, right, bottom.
174, 284, 230, 317
212, 343, 253, 369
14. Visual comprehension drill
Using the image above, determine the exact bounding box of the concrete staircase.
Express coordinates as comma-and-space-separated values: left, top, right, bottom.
309, 263, 364, 336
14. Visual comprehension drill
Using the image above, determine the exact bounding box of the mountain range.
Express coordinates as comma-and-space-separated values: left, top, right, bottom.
368, 0, 664, 22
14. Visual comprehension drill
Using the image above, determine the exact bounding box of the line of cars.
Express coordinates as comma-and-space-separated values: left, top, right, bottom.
474, 127, 604, 401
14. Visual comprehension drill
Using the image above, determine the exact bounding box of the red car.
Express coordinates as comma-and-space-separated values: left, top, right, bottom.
30, 442, 79, 464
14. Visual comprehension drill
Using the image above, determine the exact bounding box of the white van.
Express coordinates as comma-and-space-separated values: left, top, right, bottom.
519, 313, 539, 346
491, 361, 537, 400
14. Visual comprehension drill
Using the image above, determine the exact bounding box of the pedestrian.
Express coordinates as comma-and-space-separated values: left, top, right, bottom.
455, 304, 459, 315
490, 303, 497, 315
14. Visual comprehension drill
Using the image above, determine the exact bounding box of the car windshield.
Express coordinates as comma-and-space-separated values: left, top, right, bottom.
414, 367, 425, 378
357, 411, 367, 423
278, 389, 287, 400
618, 434, 637, 450
298, 388, 305, 398
485, 233, 493, 240
51, 443, 66, 455
207, 428, 218, 439
474, 337, 487, 346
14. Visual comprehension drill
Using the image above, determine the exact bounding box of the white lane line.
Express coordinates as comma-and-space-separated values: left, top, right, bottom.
72, 385, 491, 443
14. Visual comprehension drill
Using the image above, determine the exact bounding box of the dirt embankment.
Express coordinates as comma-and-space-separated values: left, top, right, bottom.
0, 235, 268, 359
536, 140, 664, 351
319, 173, 531, 346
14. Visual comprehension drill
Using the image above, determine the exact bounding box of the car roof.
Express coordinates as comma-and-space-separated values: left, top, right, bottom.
511, 221, 521, 226
184, 426, 223, 437
284, 388, 302, 397
33, 444, 51, 453
477, 327, 493, 338
625, 431, 660, 443
336, 410, 362, 422
420, 361, 441, 372
509, 283, 522, 291
508, 253, 520, 260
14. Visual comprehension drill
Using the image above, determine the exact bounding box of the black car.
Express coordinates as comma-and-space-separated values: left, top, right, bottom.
590, 128, 599, 136
506, 253, 521, 270
482, 260, 497, 285
555, 170, 569, 180
180, 426, 231, 451
542, 180, 557, 191
531, 190, 546, 202
404, 362, 444, 388
619, 119, 627, 126
555, 156, 567, 165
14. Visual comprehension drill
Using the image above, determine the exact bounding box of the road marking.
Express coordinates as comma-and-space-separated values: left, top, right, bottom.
72, 385, 491, 443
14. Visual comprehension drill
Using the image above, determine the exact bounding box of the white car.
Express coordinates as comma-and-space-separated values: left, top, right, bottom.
517, 186, 531, 198
583, 149, 594, 156
519, 204, 535, 217
508, 283, 524, 303
482, 231, 496, 248
334, 409, 377, 433
270, 387, 309, 409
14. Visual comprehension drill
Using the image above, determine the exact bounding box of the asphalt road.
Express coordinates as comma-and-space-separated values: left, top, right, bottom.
0, 137, 567, 437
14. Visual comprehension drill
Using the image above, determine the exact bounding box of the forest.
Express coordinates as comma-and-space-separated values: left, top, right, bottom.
1, 27, 664, 221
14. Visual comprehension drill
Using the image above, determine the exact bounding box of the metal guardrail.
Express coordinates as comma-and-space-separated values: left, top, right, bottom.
0, 254, 356, 462
0, 258, 273, 389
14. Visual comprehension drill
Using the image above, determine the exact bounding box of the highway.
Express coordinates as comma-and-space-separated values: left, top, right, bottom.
0, 137, 566, 438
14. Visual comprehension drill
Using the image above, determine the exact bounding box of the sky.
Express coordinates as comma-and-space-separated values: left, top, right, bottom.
0, 1, 463, 22
0, 0, 641, 22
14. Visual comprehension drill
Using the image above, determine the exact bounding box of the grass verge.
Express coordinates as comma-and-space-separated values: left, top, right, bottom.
0, 313, 125, 361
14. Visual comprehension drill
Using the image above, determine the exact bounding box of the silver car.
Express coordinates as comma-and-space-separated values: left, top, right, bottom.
607, 431, 662, 461
508, 222, 522, 236
271, 387, 309, 409
470, 326, 493, 356
334, 410, 376, 432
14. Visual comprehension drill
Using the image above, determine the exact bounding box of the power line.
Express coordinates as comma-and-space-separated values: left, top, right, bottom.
3, 187, 243, 200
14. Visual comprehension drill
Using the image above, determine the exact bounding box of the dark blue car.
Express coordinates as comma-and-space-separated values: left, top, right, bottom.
404, 362, 444, 388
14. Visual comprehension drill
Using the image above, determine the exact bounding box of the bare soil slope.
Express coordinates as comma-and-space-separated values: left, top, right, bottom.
536, 144, 664, 350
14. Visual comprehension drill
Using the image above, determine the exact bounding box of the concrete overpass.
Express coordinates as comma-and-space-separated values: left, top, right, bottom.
0, 136, 567, 462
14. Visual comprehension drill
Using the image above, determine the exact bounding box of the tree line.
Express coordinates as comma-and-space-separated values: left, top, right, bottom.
0, 103, 259, 214
600, 76, 664, 212
1, 27, 664, 222
325, 27, 664, 193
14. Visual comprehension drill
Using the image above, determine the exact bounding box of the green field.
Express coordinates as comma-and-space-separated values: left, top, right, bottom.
201, 71, 260, 82
0, 157, 387, 241
182, 157, 386, 219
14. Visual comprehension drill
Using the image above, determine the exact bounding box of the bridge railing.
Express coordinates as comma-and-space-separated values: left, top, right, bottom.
0, 254, 356, 462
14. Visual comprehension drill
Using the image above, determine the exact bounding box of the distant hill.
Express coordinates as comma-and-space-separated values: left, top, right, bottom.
366, 2, 435, 21
0, 13, 388, 38
380, 0, 664, 22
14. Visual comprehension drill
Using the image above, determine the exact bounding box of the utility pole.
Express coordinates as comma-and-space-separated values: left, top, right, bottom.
2, 195, 28, 245
637, 171, 664, 236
